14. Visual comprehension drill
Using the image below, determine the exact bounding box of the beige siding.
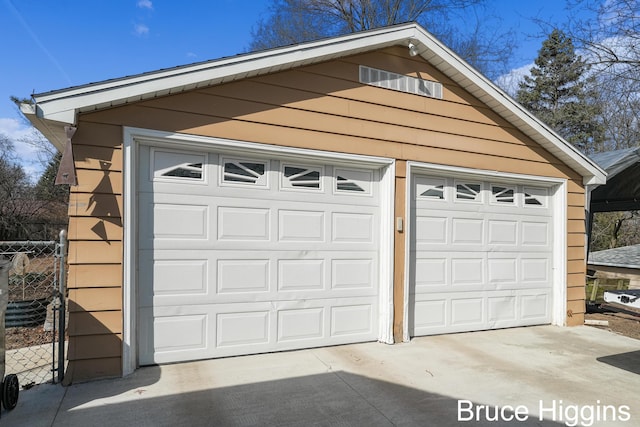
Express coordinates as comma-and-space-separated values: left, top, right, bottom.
68, 47, 587, 381
393, 161, 407, 341
65, 122, 123, 383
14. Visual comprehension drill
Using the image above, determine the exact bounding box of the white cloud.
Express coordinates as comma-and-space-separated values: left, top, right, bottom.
495, 63, 533, 97
186, 52, 197, 59
0, 118, 32, 141
0, 118, 48, 179
137, 0, 153, 10
134, 23, 150, 36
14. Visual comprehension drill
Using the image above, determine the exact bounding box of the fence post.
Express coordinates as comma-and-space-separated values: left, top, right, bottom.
57, 230, 67, 384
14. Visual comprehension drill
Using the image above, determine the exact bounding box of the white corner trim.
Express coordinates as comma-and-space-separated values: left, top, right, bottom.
122, 128, 137, 377
404, 161, 569, 339
378, 161, 396, 344
552, 182, 568, 326
403, 167, 412, 343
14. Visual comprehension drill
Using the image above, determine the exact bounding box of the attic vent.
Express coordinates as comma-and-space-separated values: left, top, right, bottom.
359, 65, 443, 99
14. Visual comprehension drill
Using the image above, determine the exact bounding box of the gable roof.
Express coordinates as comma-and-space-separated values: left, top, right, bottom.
21, 23, 605, 185
589, 244, 640, 269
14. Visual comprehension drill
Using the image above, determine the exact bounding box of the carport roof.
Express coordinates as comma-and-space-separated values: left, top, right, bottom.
20, 22, 605, 185
589, 147, 640, 212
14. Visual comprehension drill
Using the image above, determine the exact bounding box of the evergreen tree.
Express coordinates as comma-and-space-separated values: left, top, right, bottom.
35, 152, 69, 202
516, 29, 604, 154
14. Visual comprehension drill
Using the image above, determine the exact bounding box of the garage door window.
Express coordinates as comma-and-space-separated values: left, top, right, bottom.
335, 168, 372, 195
455, 182, 482, 202
152, 150, 206, 182
523, 187, 547, 207
491, 185, 515, 205
282, 165, 322, 190
161, 163, 203, 179
222, 158, 267, 186
417, 177, 445, 200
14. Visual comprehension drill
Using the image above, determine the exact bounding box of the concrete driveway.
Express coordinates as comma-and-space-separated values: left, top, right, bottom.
4, 325, 639, 426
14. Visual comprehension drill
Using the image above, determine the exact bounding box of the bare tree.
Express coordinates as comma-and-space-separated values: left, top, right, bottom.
591, 211, 640, 251
593, 73, 640, 151
568, 0, 640, 75
249, 0, 516, 79
0, 135, 67, 241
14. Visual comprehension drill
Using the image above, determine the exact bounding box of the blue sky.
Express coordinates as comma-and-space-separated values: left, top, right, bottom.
1, 0, 589, 177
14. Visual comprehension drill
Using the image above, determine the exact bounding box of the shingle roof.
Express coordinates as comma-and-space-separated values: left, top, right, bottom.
588, 244, 640, 269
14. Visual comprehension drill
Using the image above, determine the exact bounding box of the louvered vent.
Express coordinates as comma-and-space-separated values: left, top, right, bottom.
359, 65, 443, 99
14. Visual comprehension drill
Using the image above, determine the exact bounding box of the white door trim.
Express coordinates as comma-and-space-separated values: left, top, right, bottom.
403, 161, 568, 342
122, 127, 395, 375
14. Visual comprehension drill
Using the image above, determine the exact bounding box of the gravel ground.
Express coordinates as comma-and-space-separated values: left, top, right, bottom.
5, 326, 55, 350
585, 311, 640, 341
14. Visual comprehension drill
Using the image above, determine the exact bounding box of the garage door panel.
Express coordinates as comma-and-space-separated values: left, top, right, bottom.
278, 307, 325, 342
278, 210, 325, 241
520, 293, 551, 320
521, 221, 551, 247
141, 201, 378, 251
143, 249, 377, 306
138, 250, 212, 308
138, 306, 215, 366
412, 299, 447, 332
218, 206, 270, 241
217, 310, 271, 348
414, 257, 447, 288
451, 297, 485, 326
521, 257, 550, 284
414, 216, 553, 251
217, 259, 270, 294
410, 290, 553, 336
411, 173, 554, 337
278, 259, 325, 291
332, 212, 375, 243
138, 144, 383, 364
143, 297, 378, 364
488, 296, 517, 323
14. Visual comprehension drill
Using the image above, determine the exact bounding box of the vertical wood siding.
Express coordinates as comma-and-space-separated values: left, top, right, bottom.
69, 46, 587, 380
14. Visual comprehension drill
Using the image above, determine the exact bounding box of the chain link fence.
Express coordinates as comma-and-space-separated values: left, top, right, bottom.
0, 238, 67, 388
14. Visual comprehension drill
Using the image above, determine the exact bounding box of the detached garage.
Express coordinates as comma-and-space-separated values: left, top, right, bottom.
21, 23, 605, 383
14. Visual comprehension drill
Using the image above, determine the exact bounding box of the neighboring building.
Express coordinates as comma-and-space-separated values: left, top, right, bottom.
588, 245, 640, 289
21, 23, 605, 383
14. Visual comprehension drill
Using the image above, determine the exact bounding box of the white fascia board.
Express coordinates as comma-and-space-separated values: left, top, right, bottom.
409, 26, 606, 186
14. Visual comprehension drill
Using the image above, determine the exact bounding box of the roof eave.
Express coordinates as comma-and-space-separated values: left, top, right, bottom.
31, 25, 418, 122
25, 23, 606, 184
407, 26, 606, 186
19, 103, 67, 151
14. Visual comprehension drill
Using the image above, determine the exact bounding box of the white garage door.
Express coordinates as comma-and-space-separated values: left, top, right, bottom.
410, 173, 554, 336
137, 144, 383, 365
